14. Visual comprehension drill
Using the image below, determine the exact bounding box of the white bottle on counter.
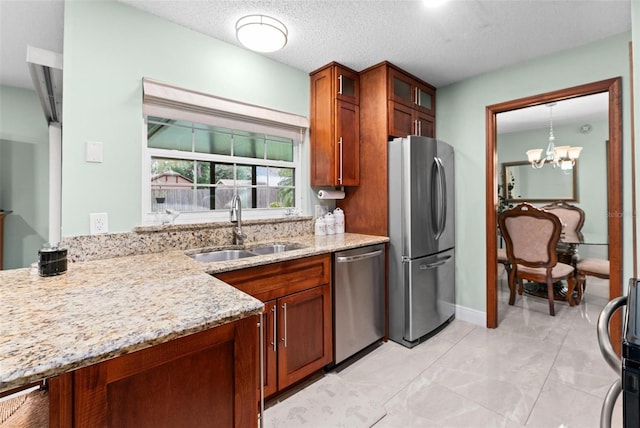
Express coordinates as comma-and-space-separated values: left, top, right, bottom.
334, 208, 345, 234
324, 212, 336, 235
315, 217, 326, 235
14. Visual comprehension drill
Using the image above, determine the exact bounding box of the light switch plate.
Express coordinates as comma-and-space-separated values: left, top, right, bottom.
90, 213, 108, 234
86, 141, 103, 163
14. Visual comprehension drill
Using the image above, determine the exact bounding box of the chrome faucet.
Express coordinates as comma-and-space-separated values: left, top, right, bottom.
230, 193, 247, 245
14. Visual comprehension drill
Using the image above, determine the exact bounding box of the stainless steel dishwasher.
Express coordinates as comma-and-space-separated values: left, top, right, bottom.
333, 243, 386, 365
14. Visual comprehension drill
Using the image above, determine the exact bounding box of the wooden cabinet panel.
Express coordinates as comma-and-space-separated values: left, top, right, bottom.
335, 65, 359, 104
388, 67, 414, 108
215, 254, 330, 302
217, 254, 333, 399
335, 100, 360, 186
261, 300, 278, 398
388, 101, 414, 138
49, 373, 73, 428
56, 316, 258, 428
310, 67, 334, 186
415, 83, 435, 116
338, 61, 437, 235
415, 110, 435, 138
388, 101, 435, 139
388, 66, 436, 116
278, 285, 332, 390
310, 62, 360, 187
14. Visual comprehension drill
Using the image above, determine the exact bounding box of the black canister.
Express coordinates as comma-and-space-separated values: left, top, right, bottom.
38, 246, 68, 277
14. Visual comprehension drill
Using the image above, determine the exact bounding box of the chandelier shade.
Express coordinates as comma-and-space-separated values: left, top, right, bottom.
236, 15, 288, 53
526, 103, 582, 170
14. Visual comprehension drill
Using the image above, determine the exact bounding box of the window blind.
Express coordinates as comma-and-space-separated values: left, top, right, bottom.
142, 77, 308, 141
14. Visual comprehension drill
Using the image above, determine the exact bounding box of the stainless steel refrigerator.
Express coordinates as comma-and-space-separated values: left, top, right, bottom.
388, 136, 455, 348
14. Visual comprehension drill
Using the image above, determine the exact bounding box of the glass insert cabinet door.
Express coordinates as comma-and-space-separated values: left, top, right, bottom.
335, 65, 359, 104
339, 74, 356, 98
388, 68, 435, 115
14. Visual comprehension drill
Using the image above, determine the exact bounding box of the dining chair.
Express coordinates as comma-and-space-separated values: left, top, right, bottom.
497, 247, 512, 277
575, 258, 610, 304
541, 201, 585, 242
498, 203, 577, 316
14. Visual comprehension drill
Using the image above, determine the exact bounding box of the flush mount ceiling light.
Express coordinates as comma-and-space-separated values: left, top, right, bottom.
236, 15, 288, 53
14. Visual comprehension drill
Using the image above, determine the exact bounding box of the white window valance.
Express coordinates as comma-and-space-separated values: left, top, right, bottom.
142, 77, 308, 141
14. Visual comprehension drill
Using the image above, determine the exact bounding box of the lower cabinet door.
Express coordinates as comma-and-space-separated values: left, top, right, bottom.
69, 316, 258, 428
277, 284, 332, 390
262, 300, 278, 399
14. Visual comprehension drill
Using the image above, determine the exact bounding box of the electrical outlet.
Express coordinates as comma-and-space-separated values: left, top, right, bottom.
315, 205, 328, 219
90, 213, 108, 235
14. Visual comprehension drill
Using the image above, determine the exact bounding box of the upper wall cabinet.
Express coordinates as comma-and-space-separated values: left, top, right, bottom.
336, 61, 437, 236
388, 100, 434, 138
388, 67, 436, 116
310, 62, 360, 187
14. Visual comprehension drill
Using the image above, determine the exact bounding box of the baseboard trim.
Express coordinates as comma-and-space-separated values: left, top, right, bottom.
454, 304, 486, 327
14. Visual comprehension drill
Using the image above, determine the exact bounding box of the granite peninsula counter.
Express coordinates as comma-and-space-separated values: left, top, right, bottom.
0, 233, 388, 393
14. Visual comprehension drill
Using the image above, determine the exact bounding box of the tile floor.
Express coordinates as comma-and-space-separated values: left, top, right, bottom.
267, 271, 623, 427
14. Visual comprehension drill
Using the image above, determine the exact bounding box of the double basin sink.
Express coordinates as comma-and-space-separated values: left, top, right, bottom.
188, 243, 306, 263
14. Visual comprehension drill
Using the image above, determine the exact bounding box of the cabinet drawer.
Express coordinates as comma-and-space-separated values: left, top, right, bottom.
215, 254, 331, 301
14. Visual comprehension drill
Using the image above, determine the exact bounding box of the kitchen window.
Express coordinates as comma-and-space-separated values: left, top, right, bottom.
141, 78, 307, 225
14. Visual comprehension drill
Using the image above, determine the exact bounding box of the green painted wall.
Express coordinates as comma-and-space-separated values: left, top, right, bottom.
0, 85, 49, 268
62, 0, 310, 236
437, 32, 633, 312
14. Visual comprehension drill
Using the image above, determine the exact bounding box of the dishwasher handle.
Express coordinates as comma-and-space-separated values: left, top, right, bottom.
336, 249, 383, 263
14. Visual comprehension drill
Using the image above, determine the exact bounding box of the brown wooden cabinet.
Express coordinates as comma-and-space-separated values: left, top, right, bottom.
388, 101, 434, 138
388, 66, 436, 116
261, 300, 278, 398
337, 61, 436, 236
310, 62, 360, 187
216, 254, 332, 399
277, 284, 332, 390
49, 315, 259, 428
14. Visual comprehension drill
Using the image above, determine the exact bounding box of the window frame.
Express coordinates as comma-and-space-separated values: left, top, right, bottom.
141, 118, 302, 226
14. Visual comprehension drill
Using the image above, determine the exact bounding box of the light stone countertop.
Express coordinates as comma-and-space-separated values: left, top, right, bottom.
0, 233, 388, 393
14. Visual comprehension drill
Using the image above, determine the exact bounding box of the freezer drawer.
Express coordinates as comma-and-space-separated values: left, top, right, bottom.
404, 249, 455, 343
333, 244, 386, 365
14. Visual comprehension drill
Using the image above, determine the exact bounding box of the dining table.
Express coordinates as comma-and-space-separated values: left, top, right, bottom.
522, 231, 608, 304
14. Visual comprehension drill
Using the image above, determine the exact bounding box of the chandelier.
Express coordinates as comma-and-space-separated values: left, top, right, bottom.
526, 103, 582, 170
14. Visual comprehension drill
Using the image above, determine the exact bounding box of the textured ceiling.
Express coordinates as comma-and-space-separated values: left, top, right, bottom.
116, 0, 631, 87
0, 0, 630, 130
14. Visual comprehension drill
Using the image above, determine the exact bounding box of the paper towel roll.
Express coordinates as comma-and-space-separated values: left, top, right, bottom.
317, 189, 345, 200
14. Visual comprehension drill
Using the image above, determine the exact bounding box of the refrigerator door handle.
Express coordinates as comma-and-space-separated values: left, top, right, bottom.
418, 255, 452, 270
431, 157, 447, 240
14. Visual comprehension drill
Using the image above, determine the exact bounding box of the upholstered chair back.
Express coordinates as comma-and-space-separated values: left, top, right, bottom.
498, 203, 562, 268
541, 201, 585, 236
